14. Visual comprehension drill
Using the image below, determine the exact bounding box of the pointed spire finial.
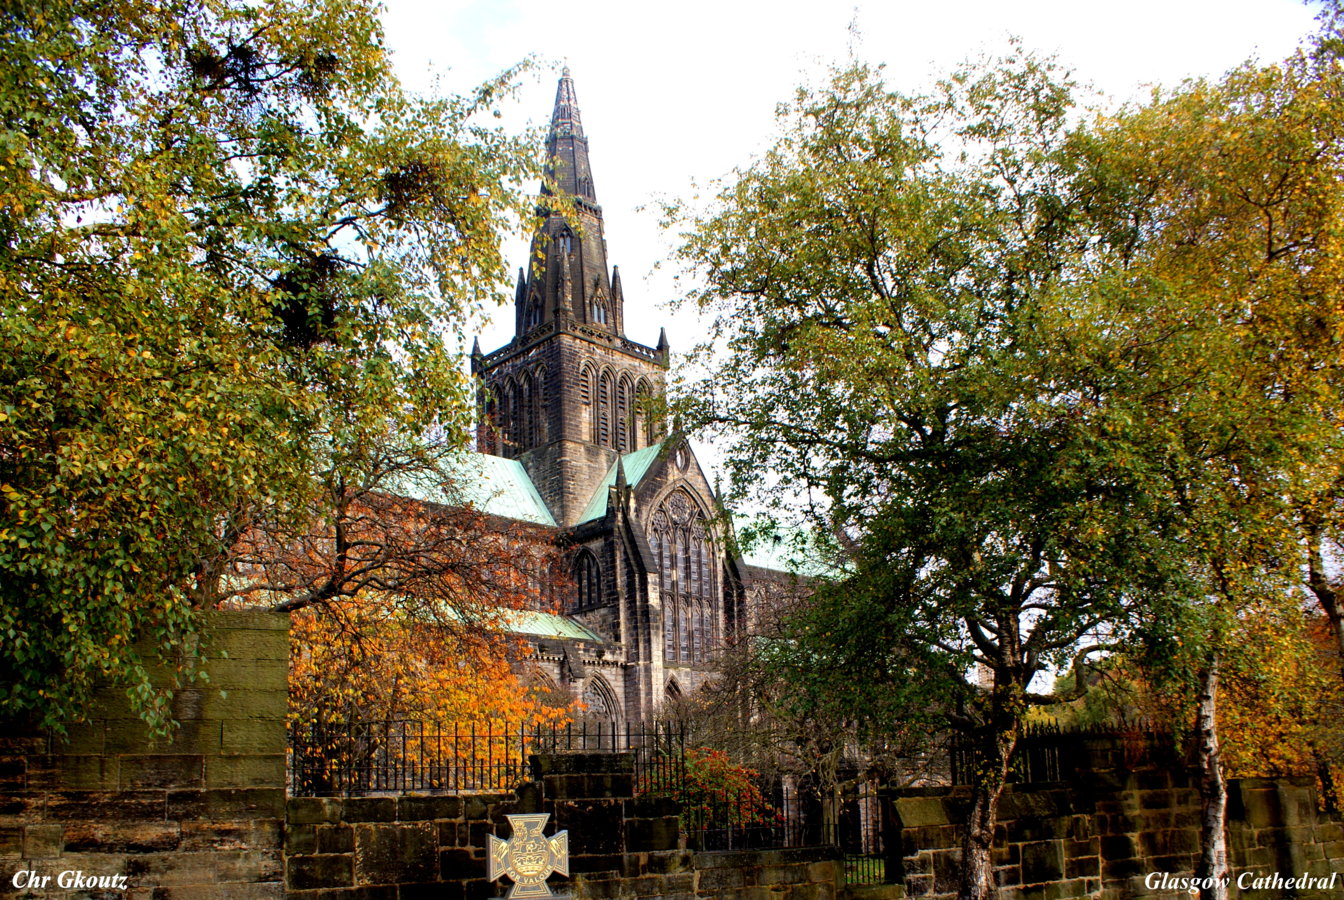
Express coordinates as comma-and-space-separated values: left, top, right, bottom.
657, 327, 669, 351
551, 67, 583, 139
615, 456, 628, 491
471, 336, 481, 357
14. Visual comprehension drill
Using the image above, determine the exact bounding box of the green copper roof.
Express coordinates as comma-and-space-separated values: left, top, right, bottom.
736, 519, 835, 578
505, 609, 603, 642
394, 454, 556, 527
576, 442, 665, 524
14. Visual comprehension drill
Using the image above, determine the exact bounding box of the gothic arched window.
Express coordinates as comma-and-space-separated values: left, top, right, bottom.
652, 489, 717, 666
597, 369, 614, 449
504, 378, 520, 455
581, 675, 618, 733
616, 375, 633, 453
519, 373, 533, 453
580, 363, 594, 406
634, 379, 653, 450
574, 550, 600, 610
530, 366, 546, 447
524, 294, 542, 332
484, 396, 500, 455
591, 298, 608, 325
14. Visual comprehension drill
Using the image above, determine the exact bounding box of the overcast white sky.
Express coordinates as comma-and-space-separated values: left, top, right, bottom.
383, 0, 1322, 359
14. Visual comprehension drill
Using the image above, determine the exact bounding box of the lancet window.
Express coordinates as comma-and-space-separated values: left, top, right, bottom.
519, 374, 532, 452
591, 298, 609, 325
529, 366, 546, 448
574, 550, 601, 610
598, 370, 613, 448
616, 376, 632, 452
653, 489, 717, 666
506, 379, 521, 454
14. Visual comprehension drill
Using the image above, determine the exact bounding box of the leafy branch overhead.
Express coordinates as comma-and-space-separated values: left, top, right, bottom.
0, 0, 542, 732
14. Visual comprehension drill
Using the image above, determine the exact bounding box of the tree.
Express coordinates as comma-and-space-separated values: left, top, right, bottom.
288, 586, 572, 794
1070, 22, 1344, 893
0, 0, 539, 731
669, 54, 1200, 900
1216, 607, 1343, 813
671, 26, 1344, 896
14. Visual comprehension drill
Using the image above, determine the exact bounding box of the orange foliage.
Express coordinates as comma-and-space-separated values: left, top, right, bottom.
645, 747, 783, 829
220, 466, 574, 721
1217, 609, 1344, 809
288, 593, 569, 729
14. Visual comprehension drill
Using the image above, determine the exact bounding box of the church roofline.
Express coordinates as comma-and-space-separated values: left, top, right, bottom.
390, 453, 557, 527
576, 442, 666, 524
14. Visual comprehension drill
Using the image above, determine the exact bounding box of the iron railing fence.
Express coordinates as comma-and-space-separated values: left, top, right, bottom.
949, 720, 1175, 786
288, 718, 851, 855
844, 854, 886, 885
676, 784, 838, 852
288, 719, 687, 797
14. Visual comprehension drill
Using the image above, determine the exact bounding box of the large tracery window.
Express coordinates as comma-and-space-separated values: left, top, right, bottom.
581, 675, 619, 740
654, 489, 717, 666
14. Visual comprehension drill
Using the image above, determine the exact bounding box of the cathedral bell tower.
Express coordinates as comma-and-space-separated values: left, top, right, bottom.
474, 69, 670, 526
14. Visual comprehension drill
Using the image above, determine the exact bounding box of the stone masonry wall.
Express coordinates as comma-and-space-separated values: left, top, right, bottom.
886, 736, 1344, 900
286, 752, 842, 900
0, 610, 289, 900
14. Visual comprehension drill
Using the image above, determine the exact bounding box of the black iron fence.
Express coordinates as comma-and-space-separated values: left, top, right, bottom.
288, 719, 686, 797
949, 720, 1174, 786
288, 717, 859, 857
673, 786, 836, 852
845, 854, 886, 885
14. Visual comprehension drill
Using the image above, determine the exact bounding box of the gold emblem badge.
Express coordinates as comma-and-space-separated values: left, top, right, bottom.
487, 813, 570, 899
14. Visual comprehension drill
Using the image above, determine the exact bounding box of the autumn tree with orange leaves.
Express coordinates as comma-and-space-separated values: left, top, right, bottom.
219, 444, 575, 726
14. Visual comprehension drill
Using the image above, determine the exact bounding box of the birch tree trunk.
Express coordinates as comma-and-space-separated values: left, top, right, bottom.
1194, 658, 1229, 900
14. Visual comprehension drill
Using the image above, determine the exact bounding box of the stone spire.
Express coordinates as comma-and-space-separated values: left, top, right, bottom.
516, 68, 619, 338
544, 67, 596, 202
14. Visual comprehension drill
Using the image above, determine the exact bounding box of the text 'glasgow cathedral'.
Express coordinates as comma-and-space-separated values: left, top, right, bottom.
462, 70, 798, 728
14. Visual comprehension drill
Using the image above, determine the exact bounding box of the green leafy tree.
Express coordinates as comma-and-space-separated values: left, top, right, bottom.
668, 54, 1192, 899
669, 25, 1344, 895
1069, 19, 1344, 892
0, 0, 538, 732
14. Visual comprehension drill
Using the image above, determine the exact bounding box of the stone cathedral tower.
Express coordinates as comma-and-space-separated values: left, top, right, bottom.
461, 70, 794, 726
473, 69, 670, 527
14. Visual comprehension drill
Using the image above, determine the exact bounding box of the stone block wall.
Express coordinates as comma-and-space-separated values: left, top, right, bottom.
886, 739, 1344, 900
285, 793, 515, 899
284, 752, 842, 900
688, 848, 844, 900
0, 610, 289, 899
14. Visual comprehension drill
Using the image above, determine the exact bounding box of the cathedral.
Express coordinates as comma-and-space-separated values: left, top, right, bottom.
461, 70, 792, 727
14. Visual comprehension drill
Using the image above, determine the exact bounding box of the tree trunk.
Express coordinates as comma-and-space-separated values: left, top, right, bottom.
1194, 658, 1229, 900
1320, 592, 1344, 685
1305, 532, 1344, 684
957, 723, 1017, 900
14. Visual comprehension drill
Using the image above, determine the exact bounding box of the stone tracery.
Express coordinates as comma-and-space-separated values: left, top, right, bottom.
652, 488, 717, 666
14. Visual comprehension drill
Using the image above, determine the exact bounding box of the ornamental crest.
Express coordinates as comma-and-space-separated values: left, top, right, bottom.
487, 813, 569, 899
